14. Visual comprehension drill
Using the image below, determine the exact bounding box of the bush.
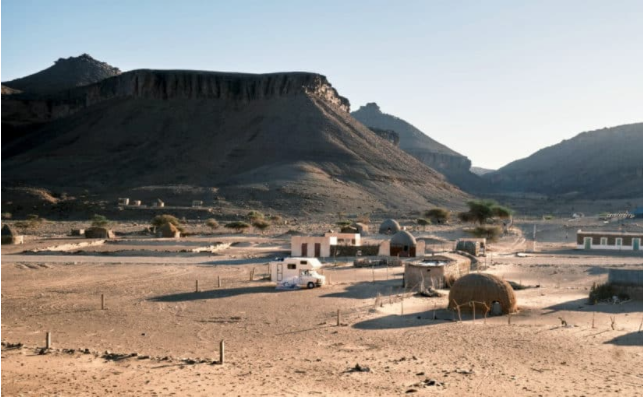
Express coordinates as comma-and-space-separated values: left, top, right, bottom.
151, 214, 181, 228
416, 218, 431, 230
469, 226, 502, 242
336, 220, 353, 228
91, 214, 110, 227
252, 220, 271, 234
459, 200, 513, 225
543, 215, 554, 220
269, 215, 282, 223
247, 211, 264, 221
589, 282, 630, 304
206, 218, 219, 230
225, 221, 250, 234
425, 208, 450, 224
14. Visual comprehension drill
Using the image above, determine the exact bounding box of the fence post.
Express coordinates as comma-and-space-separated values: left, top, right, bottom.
218, 276, 221, 288
337, 309, 341, 326
46, 332, 51, 349
101, 294, 105, 310
196, 280, 199, 292
219, 340, 225, 364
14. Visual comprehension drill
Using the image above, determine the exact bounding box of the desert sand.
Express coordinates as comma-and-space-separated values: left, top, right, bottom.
2, 219, 642, 396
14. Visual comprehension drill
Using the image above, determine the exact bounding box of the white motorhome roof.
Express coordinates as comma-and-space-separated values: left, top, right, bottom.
275, 257, 322, 267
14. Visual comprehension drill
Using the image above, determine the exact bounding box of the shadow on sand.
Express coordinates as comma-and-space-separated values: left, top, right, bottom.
352, 309, 453, 330
605, 331, 643, 346
544, 297, 637, 315
148, 284, 280, 302
321, 280, 404, 300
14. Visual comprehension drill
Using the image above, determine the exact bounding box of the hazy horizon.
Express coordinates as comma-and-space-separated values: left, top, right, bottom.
3, 0, 642, 169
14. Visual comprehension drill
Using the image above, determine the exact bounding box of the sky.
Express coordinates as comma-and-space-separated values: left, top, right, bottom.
2, 0, 643, 169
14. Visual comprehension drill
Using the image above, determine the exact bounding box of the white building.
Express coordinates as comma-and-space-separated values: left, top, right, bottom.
577, 230, 642, 251
291, 233, 361, 257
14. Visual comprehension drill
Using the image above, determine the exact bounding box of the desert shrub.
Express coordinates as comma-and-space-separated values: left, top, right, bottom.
336, 220, 353, 228
269, 215, 282, 223
91, 214, 110, 227
225, 221, 250, 234
15, 215, 46, 230
151, 214, 181, 228
252, 220, 271, 234
589, 282, 630, 304
424, 208, 450, 224
246, 211, 264, 221
470, 226, 502, 242
459, 200, 513, 225
543, 215, 554, 220
206, 218, 219, 230
416, 218, 431, 230
1, 212, 12, 220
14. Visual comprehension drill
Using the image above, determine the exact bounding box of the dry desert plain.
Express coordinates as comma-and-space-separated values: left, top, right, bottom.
2, 218, 642, 396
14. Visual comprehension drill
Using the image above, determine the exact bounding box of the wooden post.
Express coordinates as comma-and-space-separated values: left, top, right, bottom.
101, 294, 105, 310
372, 263, 375, 282
592, 312, 595, 329
196, 280, 199, 292
337, 309, 341, 326
219, 340, 225, 364
401, 299, 404, 316
46, 332, 51, 349
471, 301, 475, 323
218, 276, 221, 288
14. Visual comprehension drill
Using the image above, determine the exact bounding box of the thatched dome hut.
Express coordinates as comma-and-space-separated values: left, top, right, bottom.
390, 230, 417, 257
2, 224, 24, 245
157, 222, 181, 238
448, 273, 517, 315
2, 224, 18, 237
85, 227, 115, 239
379, 219, 401, 234
353, 223, 369, 236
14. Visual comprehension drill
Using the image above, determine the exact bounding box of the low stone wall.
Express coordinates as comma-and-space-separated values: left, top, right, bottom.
608, 269, 643, 286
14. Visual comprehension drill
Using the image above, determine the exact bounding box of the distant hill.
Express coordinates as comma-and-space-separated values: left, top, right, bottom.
2, 68, 467, 214
351, 103, 488, 192
470, 166, 494, 176
2, 53, 121, 95
486, 123, 643, 198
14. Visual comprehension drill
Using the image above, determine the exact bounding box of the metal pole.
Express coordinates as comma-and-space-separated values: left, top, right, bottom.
219, 340, 225, 364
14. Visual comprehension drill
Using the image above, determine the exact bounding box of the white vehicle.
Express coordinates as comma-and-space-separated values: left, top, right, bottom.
270, 257, 326, 289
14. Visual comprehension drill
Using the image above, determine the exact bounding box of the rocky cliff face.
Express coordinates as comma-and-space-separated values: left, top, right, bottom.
352, 103, 488, 192
2, 70, 351, 127
368, 127, 400, 146
486, 123, 643, 199
2, 54, 121, 95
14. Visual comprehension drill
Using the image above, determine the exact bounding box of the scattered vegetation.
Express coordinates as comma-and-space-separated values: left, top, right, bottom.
246, 211, 264, 222
91, 214, 110, 227
269, 215, 282, 223
225, 221, 250, 234
469, 226, 502, 242
205, 218, 219, 230
589, 282, 630, 304
416, 218, 431, 230
356, 214, 371, 224
424, 208, 450, 224
543, 215, 554, 220
252, 219, 271, 234
15, 214, 46, 230
151, 214, 181, 228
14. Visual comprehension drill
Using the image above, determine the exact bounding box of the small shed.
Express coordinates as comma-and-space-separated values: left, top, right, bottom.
390, 231, 417, 257
85, 227, 115, 239
157, 223, 181, 238
448, 273, 517, 315
379, 219, 401, 235
2, 224, 24, 245
455, 238, 486, 256
404, 253, 471, 290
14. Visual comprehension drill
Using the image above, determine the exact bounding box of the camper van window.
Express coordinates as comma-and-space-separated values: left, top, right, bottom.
352, 239, 356, 244
287, 264, 297, 269
300, 260, 308, 265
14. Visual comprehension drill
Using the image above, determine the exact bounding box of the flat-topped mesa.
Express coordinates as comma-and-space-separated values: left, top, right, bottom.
6, 70, 351, 124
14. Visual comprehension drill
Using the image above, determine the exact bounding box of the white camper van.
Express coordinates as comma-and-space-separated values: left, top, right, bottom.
269, 257, 326, 289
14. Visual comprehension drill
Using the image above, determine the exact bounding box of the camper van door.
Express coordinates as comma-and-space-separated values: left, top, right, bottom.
276, 263, 284, 281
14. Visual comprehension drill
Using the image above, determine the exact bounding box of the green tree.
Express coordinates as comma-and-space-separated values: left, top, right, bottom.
91, 214, 110, 227
424, 208, 450, 224
252, 220, 271, 234
458, 200, 513, 225
225, 221, 250, 234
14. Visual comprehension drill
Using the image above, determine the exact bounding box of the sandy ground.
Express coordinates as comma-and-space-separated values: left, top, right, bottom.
2, 220, 643, 396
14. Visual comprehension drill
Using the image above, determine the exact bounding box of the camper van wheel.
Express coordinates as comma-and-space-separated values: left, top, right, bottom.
307, 282, 315, 289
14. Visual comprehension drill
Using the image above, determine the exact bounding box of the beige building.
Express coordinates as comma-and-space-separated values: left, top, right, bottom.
291, 233, 361, 257
404, 253, 471, 290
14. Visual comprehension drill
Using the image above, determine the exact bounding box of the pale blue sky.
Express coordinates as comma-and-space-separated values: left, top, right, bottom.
3, 0, 642, 169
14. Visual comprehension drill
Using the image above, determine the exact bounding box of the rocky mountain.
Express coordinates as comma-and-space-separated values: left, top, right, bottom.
486, 123, 643, 199
351, 103, 487, 192
2, 54, 121, 95
2, 68, 467, 214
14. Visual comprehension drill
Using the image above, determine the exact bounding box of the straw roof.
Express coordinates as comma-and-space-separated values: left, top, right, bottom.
391, 230, 416, 247
379, 219, 401, 234
448, 273, 517, 315
158, 222, 180, 238
85, 227, 115, 239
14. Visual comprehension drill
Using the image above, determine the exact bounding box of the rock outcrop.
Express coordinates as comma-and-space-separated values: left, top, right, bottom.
368, 127, 400, 146
2, 53, 121, 95
352, 103, 487, 192
486, 123, 643, 199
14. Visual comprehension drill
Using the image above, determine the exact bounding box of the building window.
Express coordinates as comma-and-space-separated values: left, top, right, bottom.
287, 264, 297, 270
616, 238, 623, 246
600, 237, 608, 246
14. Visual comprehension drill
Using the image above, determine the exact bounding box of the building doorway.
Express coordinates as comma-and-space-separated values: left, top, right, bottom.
301, 243, 308, 257
584, 237, 592, 250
